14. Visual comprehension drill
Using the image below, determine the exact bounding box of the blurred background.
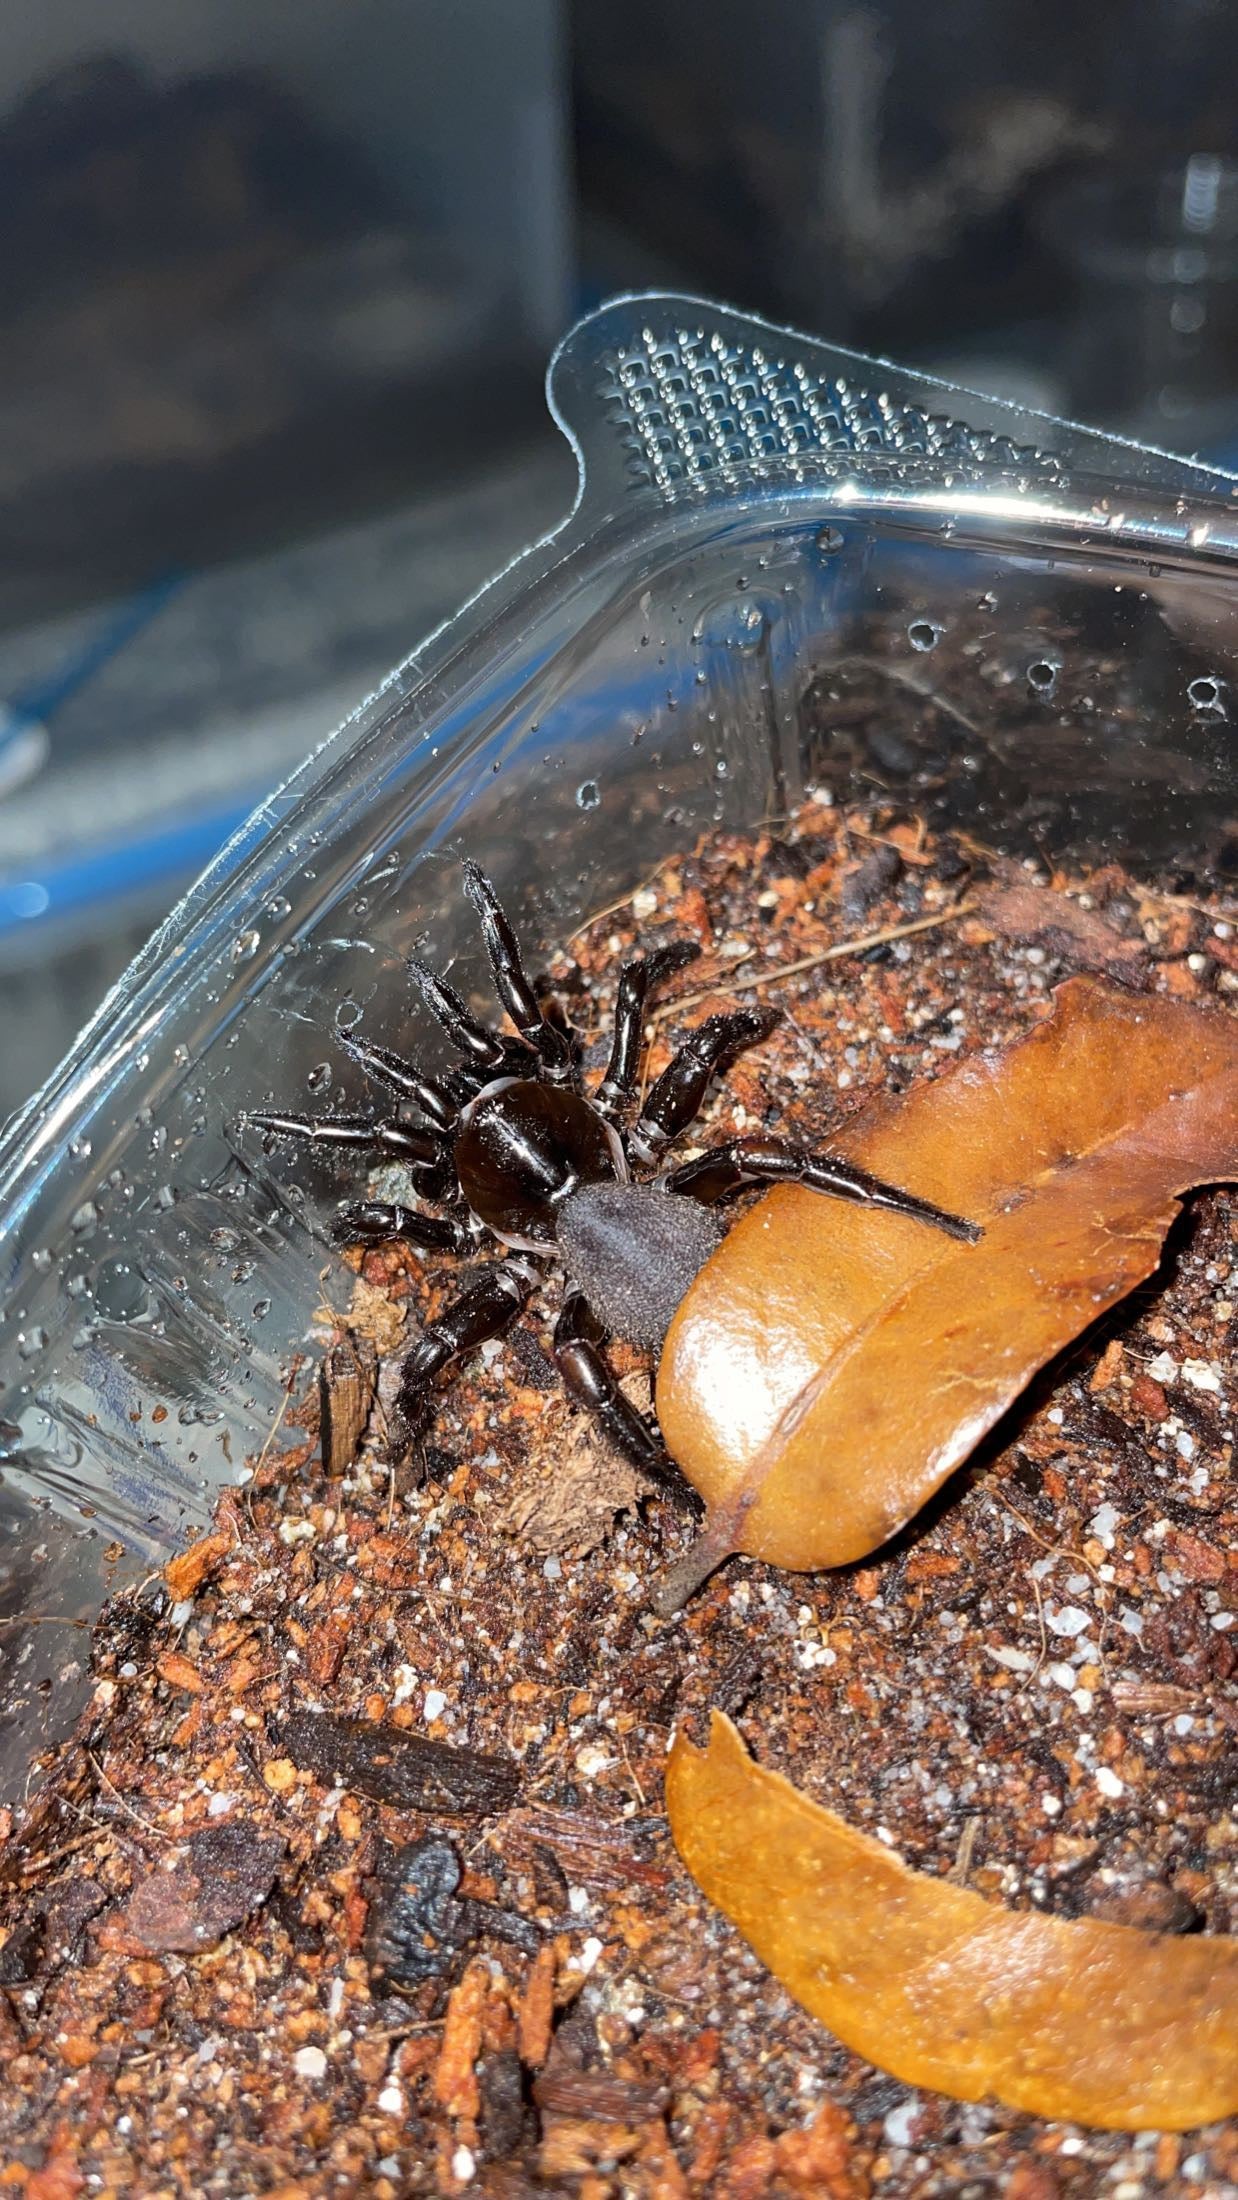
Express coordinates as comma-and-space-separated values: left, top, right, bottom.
0, 0, 1235, 1119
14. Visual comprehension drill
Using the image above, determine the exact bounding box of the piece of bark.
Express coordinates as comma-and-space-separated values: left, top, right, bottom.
279, 1709, 519, 1816
110, 1822, 284, 1955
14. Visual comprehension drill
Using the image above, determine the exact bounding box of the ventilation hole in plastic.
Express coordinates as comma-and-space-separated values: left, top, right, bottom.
1187, 674, 1227, 715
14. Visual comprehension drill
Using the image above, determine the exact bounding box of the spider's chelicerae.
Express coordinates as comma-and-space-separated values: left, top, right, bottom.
252, 862, 979, 1501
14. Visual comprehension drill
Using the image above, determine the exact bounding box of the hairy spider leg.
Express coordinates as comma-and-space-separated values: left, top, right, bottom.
248, 1110, 452, 1204
553, 1292, 702, 1510
337, 1029, 460, 1131
596, 940, 700, 1118
462, 860, 575, 1079
393, 1257, 539, 1446
661, 1136, 982, 1243
331, 1199, 474, 1255
408, 955, 513, 1072
631, 1007, 782, 1159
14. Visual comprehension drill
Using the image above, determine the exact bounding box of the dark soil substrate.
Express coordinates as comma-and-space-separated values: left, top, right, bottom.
0, 794, 1234, 2197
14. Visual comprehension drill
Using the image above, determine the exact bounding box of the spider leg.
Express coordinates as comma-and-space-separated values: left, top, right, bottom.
631, 1006, 780, 1159
338, 1029, 460, 1131
553, 1291, 702, 1511
408, 956, 513, 1073
393, 1256, 538, 1450
596, 940, 700, 1118
250, 1108, 446, 1176
462, 860, 574, 1079
333, 1199, 474, 1255
660, 1136, 982, 1243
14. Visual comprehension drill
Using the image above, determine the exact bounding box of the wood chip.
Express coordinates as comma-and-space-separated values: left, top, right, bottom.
319, 1331, 377, 1477
434, 1958, 489, 2120
517, 1941, 557, 2068
164, 1531, 232, 1602
155, 1651, 205, 1695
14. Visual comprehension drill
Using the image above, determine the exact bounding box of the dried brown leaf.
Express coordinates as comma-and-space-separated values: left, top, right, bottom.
667, 1713, 1238, 2130
658, 979, 1238, 1571
976, 880, 1147, 979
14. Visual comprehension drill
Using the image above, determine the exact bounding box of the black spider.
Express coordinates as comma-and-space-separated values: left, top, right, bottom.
251, 862, 979, 1502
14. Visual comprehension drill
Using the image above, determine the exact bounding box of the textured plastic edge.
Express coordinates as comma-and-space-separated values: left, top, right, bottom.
548, 291, 1238, 518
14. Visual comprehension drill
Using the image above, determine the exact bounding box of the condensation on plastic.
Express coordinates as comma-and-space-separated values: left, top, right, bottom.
0, 293, 1236, 1798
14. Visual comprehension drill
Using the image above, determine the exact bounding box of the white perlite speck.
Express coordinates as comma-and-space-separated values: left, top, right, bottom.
1095, 1766, 1124, 1800
294, 2046, 327, 2080
1182, 1358, 1222, 1392
1046, 1605, 1091, 1638
883, 2096, 921, 2147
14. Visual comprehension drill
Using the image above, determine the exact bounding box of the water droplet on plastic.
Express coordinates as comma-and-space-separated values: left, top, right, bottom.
735, 602, 766, 649
307, 1063, 332, 1092
816, 526, 845, 555
70, 1201, 98, 1238
149, 1123, 168, 1153
335, 998, 361, 1031
232, 929, 261, 963
172, 1044, 190, 1067
17, 1328, 47, 1359
1027, 659, 1060, 695
252, 1298, 272, 1320
65, 1270, 90, 1299
30, 1249, 52, 1274
908, 620, 942, 653
576, 781, 601, 811
93, 1258, 147, 1322
68, 1137, 92, 1162
265, 895, 291, 921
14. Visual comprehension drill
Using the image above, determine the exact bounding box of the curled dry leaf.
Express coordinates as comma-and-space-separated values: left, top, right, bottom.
667, 1713, 1238, 2130
657, 978, 1238, 1576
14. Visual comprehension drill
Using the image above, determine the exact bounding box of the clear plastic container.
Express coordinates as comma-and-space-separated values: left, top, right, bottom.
1, 293, 1236, 1797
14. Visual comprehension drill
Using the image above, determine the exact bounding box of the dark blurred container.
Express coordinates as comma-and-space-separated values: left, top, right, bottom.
575, 0, 1110, 351
574, 0, 1238, 426
1042, 157, 1238, 451
0, 3, 569, 628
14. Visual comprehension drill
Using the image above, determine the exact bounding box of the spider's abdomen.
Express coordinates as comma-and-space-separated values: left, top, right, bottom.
454, 1079, 621, 1248
557, 1182, 726, 1349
